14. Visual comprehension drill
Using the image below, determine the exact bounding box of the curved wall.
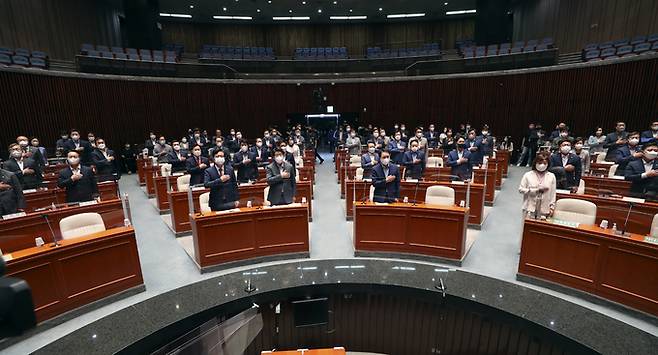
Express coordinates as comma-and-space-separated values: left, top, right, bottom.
1, 56, 657, 148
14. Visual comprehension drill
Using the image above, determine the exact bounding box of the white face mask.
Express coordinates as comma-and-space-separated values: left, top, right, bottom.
71, 135, 80, 140
560, 145, 571, 154
351, 133, 356, 137
11, 150, 22, 159
645, 151, 658, 160
173, 145, 180, 151
274, 155, 284, 163
215, 157, 225, 165
236, 134, 242, 139
150, 135, 156, 140
629, 138, 639, 146
481, 131, 489, 136
68, 157, 80, 165
159, 140, 166, 145
368, 147, 376, 153
181, 138, 187, 143
536, 163, 547, 172
241, 146, 248, 152
416, 133, 422, 138
18, 140, 28, 147
98, 143, 106, 149
373, 132, 379, 137
395, 135, 401, 141
381, 158, 390, 166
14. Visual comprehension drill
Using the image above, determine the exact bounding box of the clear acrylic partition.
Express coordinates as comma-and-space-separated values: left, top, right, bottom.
186, 179, 268, 218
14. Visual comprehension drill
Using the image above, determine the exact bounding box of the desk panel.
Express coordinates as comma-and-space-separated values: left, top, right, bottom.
581, 176, 631, 196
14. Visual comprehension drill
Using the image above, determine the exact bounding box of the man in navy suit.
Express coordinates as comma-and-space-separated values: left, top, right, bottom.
476, 125, 494, 158
548, 139, 582, 190
64, 129, 93, 166
447, 137, 472, 181
625, 142, 658, 196
464, 130, 482, 165
166, 141, 188, 172
4, 143, 42, 190
185, 145, 209, 186
204, 150, 240, 211
233, 141, 257, 182
57, 150, 98, 203
640, 121, 658, 145
603, 121, 628, 161
403, 140, 425, 179
361, 142, 379, 179
91, 138, 118, 182
371, 151, 400, 203
251, 138, 270, 166
614, 131, 643, 176
387, 132, 406, 164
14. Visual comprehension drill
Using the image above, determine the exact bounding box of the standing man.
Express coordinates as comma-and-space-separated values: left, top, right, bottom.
603, 121, 628, 161
57, 150, 98, 203
153, 136, 172, 163
447, 137, 472, 181
0, 167, 25, 215
371, 151, 400, 203
614, 131, 643, 176
145, 132, 158, 156
403, 140, 425, 180
548, 140, 582, 191
233, 141, 257, 183
361, 142, 379, 179
91, 138, 118, 181
186, 145, 209, 186
64, 129, 92, 165
166, 141, 188, 173
266, 149, 297, 206
640, 121, 658, 145
4, 143, 41, 190
625, 143, 658, 196
388, 132, 406, 164
345, 130, 362, 156
204, 150, 240, 211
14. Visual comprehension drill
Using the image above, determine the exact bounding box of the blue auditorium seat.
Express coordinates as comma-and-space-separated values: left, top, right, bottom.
0, 47, 12, 55
613, 39, 629, 47
114, 53, 128, 60
127, 53, 140, 61
511, 46, 522, 54
165, 56, 176, 63
463, 50, 475, 59
138, 49, 151, 57
111, 46, 124, 54
126, 48, 138, 55
96, 45, 110, 52
633, 42, 651, 53
616, 45, 633, 56
541, 37, 554, 46
100, 51, 114, 58
498, 47, 510, 55
165, 50, 177, 59
652, 41, 658, 50
513, 41, 525, 48
523, 45, 536, 52
11, 55, 29, 66
536, 44, 548, 51
14, 48, 30, 57
87, 50, 101, 57
486, 44, 498, 53
0, 53, 11, 65
584, 49, 600, 60
600, 47, 616, 58
526, 39, 538, 46
141, 52, 153, 61
599, 41, 614, 49
31, 51, 47, 59
81, 43, 94, 53
29, 57, 46, 68
584, 43, 598, 51
630, 36, 647, 45
649, 34, 658, 42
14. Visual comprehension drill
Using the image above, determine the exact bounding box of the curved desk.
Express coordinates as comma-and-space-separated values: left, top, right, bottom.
354, 202, 469, 264
22, 181, 119, 211
190, 204, 310, 272
518, 219, 658, 317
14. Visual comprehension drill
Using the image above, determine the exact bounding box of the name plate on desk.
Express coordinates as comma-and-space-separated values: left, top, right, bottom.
215, 208, 241, 215
451, 181, 465, 185
622, 196, 645, 204
405, 179, 419, 183
551, 219, 580, 228
191, 186, 206, 191
22, 189, 37, 194
172, 172, 185, 176
2, 212, 27, 220
556, 189, 571, 194
610, 176, 625, 180
644, 236, 658, 245
79, 200, 98, 207
374, 202, 389, 205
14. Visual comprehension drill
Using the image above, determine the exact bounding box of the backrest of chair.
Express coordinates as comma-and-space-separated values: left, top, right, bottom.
595, 153, 607, 163
355, 167, 364, 180
160, 163, 172, 177
553, 199, 597, 225
199, 192, 211, 213
263, 186, 270, 206
608, 164, 618, 177
295, 156, 304, 167
369, 185, 375, 202
177, 174, 191, 191
651, 214, 658, 237
296, 168, 300, 182
425, 186, 455, 206
427, 156, 443, 168
576, 179, 585, 195
59, 212, 106, 240
350, 155, 361, 164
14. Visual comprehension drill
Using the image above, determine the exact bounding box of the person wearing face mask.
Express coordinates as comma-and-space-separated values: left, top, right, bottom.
549, 122, 568, 141
180, 137, 190, 151
263, 130, 275, 150
587, 127, 606, 155
145, 132, 158, 156
251, 138, 270, 167
153, 136, 172, 163
56, 130, 69, 150
120, 143, 137, 174
0, 164, 25, 215
464, 130, 482, 165
425, 124, 438, 148
211, 129, 223, 143
233, 142, 257, 183
191, 128, 207, 154
4, 143, 41, 190
266, 148, 297, 206
572, 138, 590, 174
519, 154, 556, 219
204, 150, 240, 211
371, 151, 400, 203
166, 141, 189, 173
345, 130, 362, 156
640, 121, 658, 145
63, 129, 92, 165
551, 129, 573, 149
625, 143, 658, 196
447, 137, 472, 181
279, 142, 296, 166
403, 140, 426, 180
476, 125, 494, 158
518, 123, 539, 167
548, 140, 582, 190
293, 129, 306, 151
226, 129, 237, 152
232, 131, 245, 153
361, 142, 379, 179
57, 150, 98, 203
603, 121, 628, 161
614, 131, 643, 176
16, 135, 44, 171
186, 145, 209, 186
209, 137, 230, 159
30, 138, 48, 166
408, 128, 428, 151
387, 132, 406, 164
91, 138, 118, 181
87, 132, 97, 148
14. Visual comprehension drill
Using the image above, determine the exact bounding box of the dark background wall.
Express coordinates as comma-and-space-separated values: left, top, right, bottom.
1, 58, 656, 149
512, 0, 658, 53
0, 0, 123, 60
160, 19, 475, 56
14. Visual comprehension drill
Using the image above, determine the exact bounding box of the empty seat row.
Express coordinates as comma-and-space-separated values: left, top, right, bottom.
199, 45, 275, 60
0, 54, 48, 68
81, 44, 178, 62
294, 47, 348, 60
584, 34, 658, 51
462, 43, 551, 58
583, 42, 658, 61
366, 43, 441, 59
0, 47, 48, 59
84, 50, 177, 63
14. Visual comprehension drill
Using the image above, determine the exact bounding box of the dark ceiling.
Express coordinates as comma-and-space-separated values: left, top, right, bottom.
158, 0, 478, 24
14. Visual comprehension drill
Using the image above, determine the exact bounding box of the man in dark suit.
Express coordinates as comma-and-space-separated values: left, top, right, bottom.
603, 121, 628, 161
16, 135, 44, 174
548, 139, 582, 190
233, 141, 257, 183
640, 121, 658, 145
57, 151, 98, 203
91, 138, 118, 182
208, 137, 230, 159
361, 142, 379, 179
614, 131, 643, 176
64, 129, 92, 166
186, 145, 209, 186
447, 137, 472, 181
145, 132, 158, 156
387, 132, 406, 164
166, 141, 188, 172
204, 150, 240, 211
625, 143, 658, 196
266, 149, 296, 206
403, 140, 425, 180
0, 167, 25, 215
371, 151, 400, 203
4, 143, 42, 190
190, 128, 208, 155
465, 130, 482, 165
278, 141, 296, 166
476, 125, 494, 159
252, 138, 270, 166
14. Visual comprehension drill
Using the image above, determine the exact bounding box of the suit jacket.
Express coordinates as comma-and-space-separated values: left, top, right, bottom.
387, 140, 406, 164
361, 153, 379, 178
144, 139, 157, 155
91, 149, 118, 181
203, 163, 240, 211
477, 135, 494, 156
548, 153, 582, 189
186, 156, 209, 186
464, 139, 482, 164
64, 139, 93, 165
640, 130, 658, 145
371, 163, 400, 203
603, 131, 628, 161
625, 158, 658, 195
3, 158, 42, 189
57, 165, 98, 203
403, 150, 426, 179
266, 161, 296, 205
447, 149, 472, 181
0, 168, 25, 215
233, 150, 258, 182
166, 150, 188, 172
614, 145, 641, 176
251, 146, 270, 167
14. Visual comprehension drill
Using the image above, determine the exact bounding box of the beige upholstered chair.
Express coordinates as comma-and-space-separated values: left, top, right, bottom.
553, 199, 597, 225
263, 186, 271, 206
369, 185, 375, 202
596, 153, 607, 163
355, 168, 364, 181
295, 156, 304, 168
160, 163, 172, 177
199, 192, 211, 213
59, 213, 106, 240
576, 179, 585, 194
295, 169, 300, 182
427, 157, 444, 168
651, 214, 658, 237
177, 174, 191, 192
608, 164, 618, 177
425, 186, 455, 206
349, 155, 361, 167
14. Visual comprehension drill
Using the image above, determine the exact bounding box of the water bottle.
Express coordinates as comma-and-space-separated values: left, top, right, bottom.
611, 223, 617, 234
246, 200, 252, 208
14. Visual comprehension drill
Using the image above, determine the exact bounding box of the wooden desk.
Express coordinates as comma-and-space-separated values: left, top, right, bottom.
422, 166, 496, 205
581, 175, 631, 196
144, 164, 160, 196
4, 226, 143, 322
0, 199, 127, 253
489, 156, 504, 188
191, 205, 309, 270
427, 148, 444, 157
168, 181, 313, 234
354, 202, 468, 262
338, 165, 359, 196
345, 180, 485, 227
23, 181, 119, 211
519, 219, 658, 317
136, 157, 152, 185
556, 192, 658, 235
334, 149, 347, 173
495, 149, 510, 177
590, 162, 614, 175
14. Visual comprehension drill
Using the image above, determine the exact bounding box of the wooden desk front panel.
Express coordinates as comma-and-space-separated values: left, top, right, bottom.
581, 176, 631, 196
495, 150, 510, 176
427, 148, 444, 157
556, 193, 658, 235
519, 220, 658, 316
489, 158, 503, 187
354, 204, 467, 260
24, 182, 118, 211
154, 175, 182, 211
192, 206, 309, 267
136, 157, 151, 185
5, 227, 143, 322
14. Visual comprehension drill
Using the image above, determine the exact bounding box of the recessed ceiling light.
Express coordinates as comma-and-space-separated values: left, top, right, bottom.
333, 1, 337, 4
257, 9, 261, 12
273, 16, 310, 20
330, 15, 367, 20
378, 8, 383, 11
349, 9, 353, 12
159, 13, 192, 18
446, 9, 477, 15
189, 5, 194, 9
444, 2, 448, 5
222, 7, 227, 11
318, 9, 322, 13
387, 13, 426, 18
268, 0, 272, 3
289, 9, 293, 13
302, 1, 306, 4
213, 15, 253, 20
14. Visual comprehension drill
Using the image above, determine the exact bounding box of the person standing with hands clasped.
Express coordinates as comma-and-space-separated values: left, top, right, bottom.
57, 150, 98, 203
266, 149, 297, 206
204, 150, 240, 211
519, 154, 556, 219
371, 151, 400, 203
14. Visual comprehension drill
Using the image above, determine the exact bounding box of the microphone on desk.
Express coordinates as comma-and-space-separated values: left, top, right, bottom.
412, 179, 420, 206
620, 201, 635, 237
42, 214, 60, 248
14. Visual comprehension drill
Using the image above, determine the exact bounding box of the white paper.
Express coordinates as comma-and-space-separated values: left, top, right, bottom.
2, 212, 27, 220
22, 189, 37, 194
79, 200, 98, 207
556, 189, 571, 194
622, 196, 645, 204
374, 202, 389, 205
451, 181, 465, 185
610, 175, 625, 180
172, 172, 185, 176
406, 179, 419, 183
191, 186, 206, 191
